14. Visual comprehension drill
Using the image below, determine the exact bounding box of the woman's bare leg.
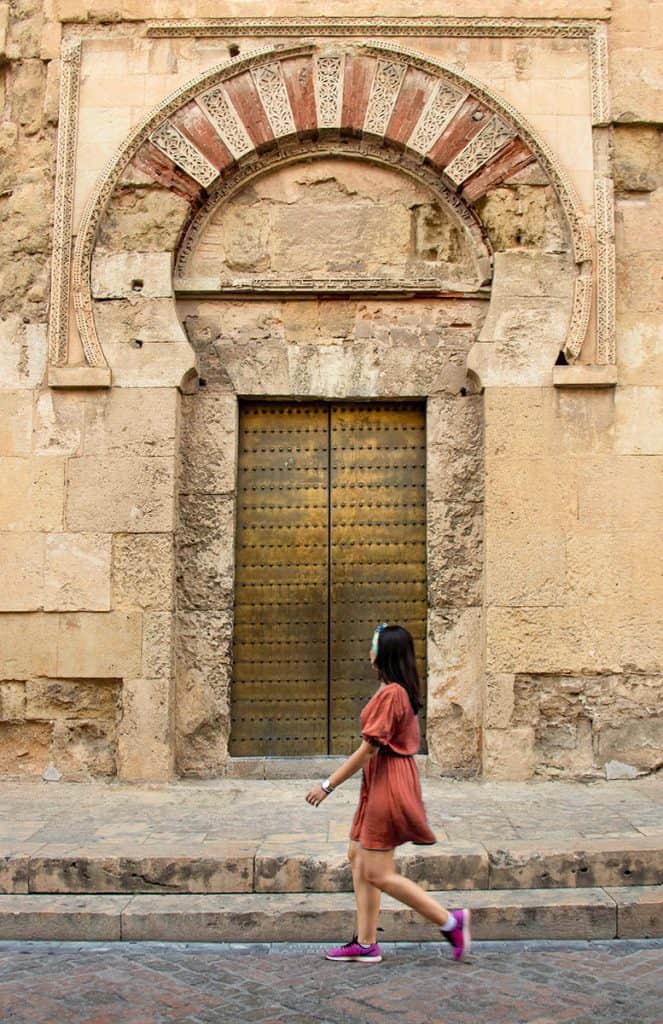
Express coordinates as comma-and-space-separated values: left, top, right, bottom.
348, 840, 381, 945
359, 847, 453, 927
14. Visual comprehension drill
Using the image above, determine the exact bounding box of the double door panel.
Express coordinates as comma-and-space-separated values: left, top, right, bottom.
231, 400, 427, 756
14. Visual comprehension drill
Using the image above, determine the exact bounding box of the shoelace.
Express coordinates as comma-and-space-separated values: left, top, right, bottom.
341, 927, 384, 949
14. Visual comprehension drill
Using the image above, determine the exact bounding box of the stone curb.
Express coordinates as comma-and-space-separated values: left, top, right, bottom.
0, 886, 661, 943
2, 835, 661, 894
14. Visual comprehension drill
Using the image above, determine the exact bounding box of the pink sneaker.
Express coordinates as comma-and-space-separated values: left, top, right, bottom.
325, 933, 383, 963
441, 909, 471, 961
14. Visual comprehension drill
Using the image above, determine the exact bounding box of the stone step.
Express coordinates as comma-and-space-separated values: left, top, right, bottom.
0, 886, 661, 943
4, 836, 661, 895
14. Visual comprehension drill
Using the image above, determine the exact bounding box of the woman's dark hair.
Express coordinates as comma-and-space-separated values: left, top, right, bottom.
374, 625, 422, 715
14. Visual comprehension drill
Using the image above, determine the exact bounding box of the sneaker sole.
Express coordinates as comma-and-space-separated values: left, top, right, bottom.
325, 954, 383, 963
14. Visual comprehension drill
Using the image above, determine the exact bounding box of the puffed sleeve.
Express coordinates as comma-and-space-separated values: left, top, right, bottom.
361, 686, 403, 748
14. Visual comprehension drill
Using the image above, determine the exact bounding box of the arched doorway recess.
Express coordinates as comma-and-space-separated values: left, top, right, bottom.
77, 43, 583, 777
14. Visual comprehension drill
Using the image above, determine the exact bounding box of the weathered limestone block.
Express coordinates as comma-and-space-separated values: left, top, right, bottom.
427, 499, 483, 608
610, 46, 663, 125
97, 185, 188, 252
608, 885, 663, 939
0, 456, 64, 531
487, 836, 663, 889
43, 533, 111, 612
83, 387, 178, 458
0, 681, 26, 721
280, 300, 356, 344
614, 386, 663, 454
565, 530, 633, 605
475, 184, 568, 252
94, 297, 189, 345
616, 252, 663, 315
616, 188, 663, 257
112, 534, 175, 610
32, 390, 84, 457
66, 456, 176, 532
0, 172, 52, 253
612, 312, 663, 385
25, 678, 120, 721
486, 607, 621, 676
101, 340, 197, 389
595, 717, 663, 773
483, 727, 537, 780
91, 252, 173, 301
0, 390, 32, 456
0, 318, 47, 387
0, 533, 44, 610
179, 391, 236, 495
550, 389, 615, 456
0, 258, 50, 319
486, 526, 566, 607
0, 721, 51, 776
0, 613, 58, 677
510, 673, 663, 777
176, 493, 234, 609
175, 609, 232, 776
142, 612, 174, 678
486, 455, 578, 533
577, 455, 663, 530
426, 395, 484, 504
613, 126, 663, 193
117, 676, 174, 781
51, 719, 118, 778
484, 387, 546, 459
426, 607, 483, 775
484, 673, 516, 729
10, 58, 46, 136
57, 611, 142, 678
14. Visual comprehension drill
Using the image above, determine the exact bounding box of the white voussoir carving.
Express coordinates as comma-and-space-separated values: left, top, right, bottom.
594, 177, 616, 364
363, 59, 406, 137
566, 272, 593, 360
444, 115, 516, 187
198, 87, 253, 159
408, 79, 466, 155
150, 121, 218, 187
251, 62, 296, 138
314, 55, 344, 129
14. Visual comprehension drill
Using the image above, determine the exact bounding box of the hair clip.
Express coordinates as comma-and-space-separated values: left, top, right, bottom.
371, 622, 388, 657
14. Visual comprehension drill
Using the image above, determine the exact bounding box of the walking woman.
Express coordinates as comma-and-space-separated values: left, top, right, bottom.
305, 623, 471, 964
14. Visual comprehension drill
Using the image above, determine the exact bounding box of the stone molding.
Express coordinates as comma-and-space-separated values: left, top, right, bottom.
594, 177, 616, 364
49, 39, 602, 381
48, 39, 81, 369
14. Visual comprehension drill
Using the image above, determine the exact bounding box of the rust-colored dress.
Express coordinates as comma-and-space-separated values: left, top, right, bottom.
349, 682, 436, 851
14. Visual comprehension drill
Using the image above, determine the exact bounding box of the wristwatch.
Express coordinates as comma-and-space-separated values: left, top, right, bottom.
320, 777, 335, 794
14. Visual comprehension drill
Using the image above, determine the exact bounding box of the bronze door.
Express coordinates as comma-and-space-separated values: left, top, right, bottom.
231, 400, 427, 757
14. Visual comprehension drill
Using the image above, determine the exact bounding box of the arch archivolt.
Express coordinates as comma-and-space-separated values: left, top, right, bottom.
61, 41, 592, 378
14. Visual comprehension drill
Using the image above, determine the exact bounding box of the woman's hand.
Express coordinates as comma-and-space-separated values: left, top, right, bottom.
305, 783, 328, 807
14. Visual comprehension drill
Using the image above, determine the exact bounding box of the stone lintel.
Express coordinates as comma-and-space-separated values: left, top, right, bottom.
553, 364, 618, 388
49, 366, 112, 389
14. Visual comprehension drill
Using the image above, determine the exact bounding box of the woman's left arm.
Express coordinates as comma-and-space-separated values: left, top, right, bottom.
305, 740, 379, 806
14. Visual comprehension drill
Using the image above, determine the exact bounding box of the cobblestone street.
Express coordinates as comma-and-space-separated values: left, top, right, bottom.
0, 939, 661, 1024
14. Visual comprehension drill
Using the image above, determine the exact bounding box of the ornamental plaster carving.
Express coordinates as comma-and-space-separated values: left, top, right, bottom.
594, 177, 616, 363
444, 115, 516, 188
408, 81, 466, 156
150, 121, 218, 187
48, 40, 81, 367
146, 17, 610, 127
251, 62, 297, 138
198, 86, 253, 159
314, 55, 344, 129
52, 37, 603, 375
363, 59, 407, 138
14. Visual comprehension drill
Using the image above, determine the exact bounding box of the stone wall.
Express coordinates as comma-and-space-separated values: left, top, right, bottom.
0, 1, 661, 781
